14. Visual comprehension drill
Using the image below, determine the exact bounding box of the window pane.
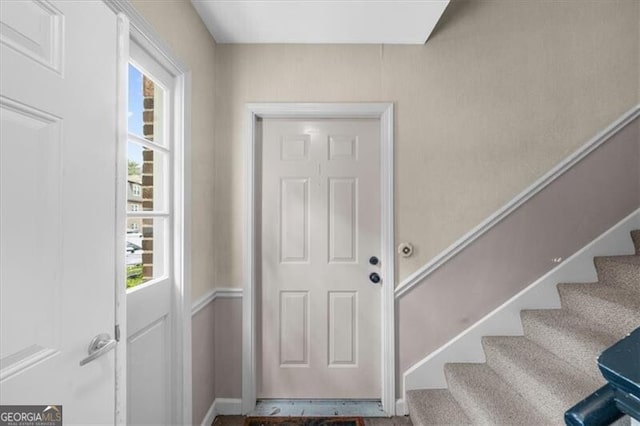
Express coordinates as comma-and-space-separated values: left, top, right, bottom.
127, 141, 167, 212
128, 64, 165, 146
126, 218, 167, 290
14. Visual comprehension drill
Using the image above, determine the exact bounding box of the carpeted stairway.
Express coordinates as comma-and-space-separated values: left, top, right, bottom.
406, 230, 640, 426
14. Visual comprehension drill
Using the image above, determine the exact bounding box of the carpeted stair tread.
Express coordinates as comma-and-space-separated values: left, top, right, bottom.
631, 230, 640, 255
482, 335, 601, 422
521, 309, 617, 380
593, 255, 640, 291
444, 363, 547, 425
406, 389, 471, 426
558, 282, 640, 337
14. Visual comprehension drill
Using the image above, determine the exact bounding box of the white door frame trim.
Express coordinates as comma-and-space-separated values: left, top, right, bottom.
242, 103, 395, 415
104, 1, 192, 424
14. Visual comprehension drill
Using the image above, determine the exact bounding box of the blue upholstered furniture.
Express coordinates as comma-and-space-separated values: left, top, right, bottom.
565, 327, 640, 426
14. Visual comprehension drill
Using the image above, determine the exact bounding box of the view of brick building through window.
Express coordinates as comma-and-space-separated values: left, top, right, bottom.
141, 75, 154, 282
126, 64, 164, 289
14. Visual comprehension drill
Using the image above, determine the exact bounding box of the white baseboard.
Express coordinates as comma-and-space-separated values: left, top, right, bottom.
395, 399, 406, 417
201, 399, 218, 426
201, 398, 243, 426
400, 208, 640, 412
214, 398, 243, 416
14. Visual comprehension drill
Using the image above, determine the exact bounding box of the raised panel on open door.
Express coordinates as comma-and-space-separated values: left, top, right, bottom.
0, 0, 63, 73
0, 97, 62, 380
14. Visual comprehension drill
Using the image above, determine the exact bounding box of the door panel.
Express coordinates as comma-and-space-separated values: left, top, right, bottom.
0, 99, 62, 378
280, 178, 309, 263
0, 0, 63, 73
260, 119, 381, 399
329, 178, 358, 263
328, 291, 357, 366
127, 315, 169, 426
0, 1, 118, 423
279, 291, 309, 366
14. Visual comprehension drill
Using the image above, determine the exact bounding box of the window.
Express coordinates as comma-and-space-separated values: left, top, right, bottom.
126, 63, 170, 289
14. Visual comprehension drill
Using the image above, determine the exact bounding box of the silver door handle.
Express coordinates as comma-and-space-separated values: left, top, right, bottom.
79, 333, 117, 366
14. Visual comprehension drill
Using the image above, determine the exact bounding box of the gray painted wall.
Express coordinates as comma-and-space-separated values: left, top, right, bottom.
192, 297, 242, 424
192, 302, 216, 423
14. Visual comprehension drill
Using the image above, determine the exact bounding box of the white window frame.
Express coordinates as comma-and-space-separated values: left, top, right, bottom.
107, 3, 192, 425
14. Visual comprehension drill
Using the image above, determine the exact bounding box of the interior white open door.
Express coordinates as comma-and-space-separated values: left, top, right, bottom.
0, 1, 120, 423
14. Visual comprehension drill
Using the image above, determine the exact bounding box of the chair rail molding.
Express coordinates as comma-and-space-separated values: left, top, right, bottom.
395, 104, 640, 299
192, 287, 243, 316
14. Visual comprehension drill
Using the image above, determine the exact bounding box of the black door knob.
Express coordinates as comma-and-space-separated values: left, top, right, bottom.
369, 256, 379, 266
369, 272, 381, 284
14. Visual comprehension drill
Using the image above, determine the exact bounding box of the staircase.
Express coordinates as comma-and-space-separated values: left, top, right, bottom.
406, 230, 640, 426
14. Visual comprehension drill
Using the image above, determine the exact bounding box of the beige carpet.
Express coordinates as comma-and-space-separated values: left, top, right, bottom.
213, 416, 412, 426
406, 229, 640, 425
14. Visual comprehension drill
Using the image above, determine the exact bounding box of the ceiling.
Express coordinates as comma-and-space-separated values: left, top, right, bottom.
191, 0, 450, 45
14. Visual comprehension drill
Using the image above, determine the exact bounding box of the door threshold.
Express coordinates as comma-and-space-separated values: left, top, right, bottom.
249, 399, 387, 418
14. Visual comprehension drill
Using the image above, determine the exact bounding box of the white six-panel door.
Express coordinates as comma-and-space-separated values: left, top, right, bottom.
260, 119, 381, 398
0, 0, 118, 423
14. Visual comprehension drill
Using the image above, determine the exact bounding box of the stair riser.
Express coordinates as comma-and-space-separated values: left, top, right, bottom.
559, 290, 640, 338
594, 259, 640, 292
631, 230, 640, 255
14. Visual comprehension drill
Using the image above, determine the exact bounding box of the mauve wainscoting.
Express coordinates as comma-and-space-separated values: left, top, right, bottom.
192, 294, 243, 424
396, 115, 640, 392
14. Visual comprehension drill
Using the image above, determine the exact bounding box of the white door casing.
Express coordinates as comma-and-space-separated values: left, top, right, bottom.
0, 0, 118, 423
260, 119, 381, 398
243, 104, 395, 414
